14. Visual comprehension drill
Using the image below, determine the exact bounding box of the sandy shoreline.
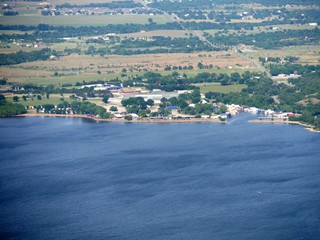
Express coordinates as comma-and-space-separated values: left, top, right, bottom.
249, 119, 320, 133
16, 113, 224, 123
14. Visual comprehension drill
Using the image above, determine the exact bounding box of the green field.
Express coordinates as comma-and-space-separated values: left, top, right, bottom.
195, 83, 247, 94
245, 45, 320, 65
5, 94, 71, 106
0, 14, 171, 26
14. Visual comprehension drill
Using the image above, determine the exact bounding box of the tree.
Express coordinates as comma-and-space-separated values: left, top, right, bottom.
124, 115, 133, 121
146, 99, 154, 106
230, 72, 241, 83
37, 95, 42, 100
22, 95, 27, 101
102, 95, 109, 104
13, 96, 19, 102
0, 78, 7, 85
109, 106, 118, 111
0, 94, 5, 101
218, 104, 227, 114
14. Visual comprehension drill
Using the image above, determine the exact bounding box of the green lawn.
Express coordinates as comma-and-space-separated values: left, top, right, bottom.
6, 94, 70, 106
196, 83, 247, 94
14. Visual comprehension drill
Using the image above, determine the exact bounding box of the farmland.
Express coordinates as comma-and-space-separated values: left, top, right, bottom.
0, 51, 257, 86
0, 14, 171, 26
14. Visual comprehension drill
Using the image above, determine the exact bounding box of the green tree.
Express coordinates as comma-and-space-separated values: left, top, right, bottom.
102, 95, 109, 104
13, 96, 19, 102
0, 78, 7, 85
109, 106, 118, 111
146, 99, 154, 106
218, 104, 227, 114
124, 115, 133, 121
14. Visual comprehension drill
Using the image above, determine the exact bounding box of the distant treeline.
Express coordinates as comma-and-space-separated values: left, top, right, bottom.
208, 28, 320, 49
269, 63, 320, 76
0, 48, 58, 66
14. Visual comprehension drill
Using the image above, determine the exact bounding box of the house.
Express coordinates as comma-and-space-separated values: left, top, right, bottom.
114, 114, 123, 119
130, 113, 139, 119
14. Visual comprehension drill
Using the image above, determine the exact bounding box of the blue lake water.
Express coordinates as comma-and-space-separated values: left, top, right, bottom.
0, 114, 320, 240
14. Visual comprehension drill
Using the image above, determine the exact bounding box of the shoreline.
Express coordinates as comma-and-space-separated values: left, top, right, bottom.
249, 119, 320, 133
16, 113, 224, 123
13, 114, 320, 132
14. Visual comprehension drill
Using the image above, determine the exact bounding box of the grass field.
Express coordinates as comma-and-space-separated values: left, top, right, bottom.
0, 14, 171, 26
0, 50, 258, 85
0, 30, 34, 35
195, 83, 247, 94
204, 24, 317, 36
1, 66, 253, 86
118, 30, 191, 38
34, 51, 253, 70
5, 94, 71, 106
246, 45, 320, 65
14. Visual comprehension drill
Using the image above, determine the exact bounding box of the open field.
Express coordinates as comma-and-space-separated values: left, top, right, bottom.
20, 51, 253, 70
0, 67, 254, 86
118, 30, 191, 38
0, 67, 115, 85
5, 94, 71, 106
245, 45, 320, 65
0, 51, 258, 85
0, 40, 85, 54
0, 30, 34, 35
204, 24, 317, 36
195, 83, 247, 94
0, 14, 171, 26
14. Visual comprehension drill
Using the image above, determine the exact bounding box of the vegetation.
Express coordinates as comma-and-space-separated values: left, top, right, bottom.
34, 100, 112, 119
207, 29, 319, 49
0, 48, 58, 66
0, 94, 27, 117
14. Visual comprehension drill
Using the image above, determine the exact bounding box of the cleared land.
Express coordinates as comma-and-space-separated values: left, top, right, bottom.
195, 83, 247, 93
0, 51, 257, 85
118, 30, 191, 38
246, 45, 320, 65
204, 24, 317, 36
5, 94, 71, 106
22, 51, 253, 70
0, 14, 171, 26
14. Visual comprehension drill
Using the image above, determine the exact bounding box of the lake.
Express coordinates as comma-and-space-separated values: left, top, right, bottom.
0, 114, 320, 240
